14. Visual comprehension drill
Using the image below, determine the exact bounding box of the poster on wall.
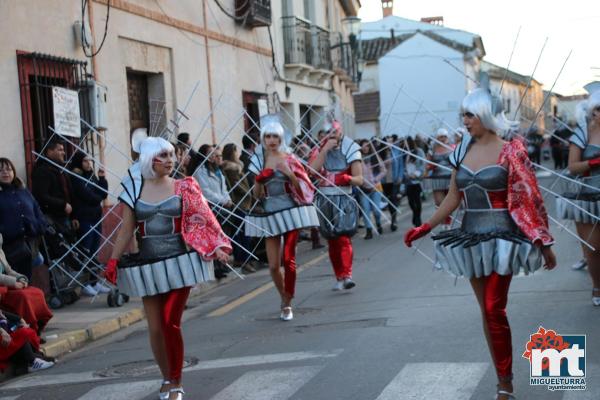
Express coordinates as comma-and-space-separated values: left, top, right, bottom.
52, 86, 81, 138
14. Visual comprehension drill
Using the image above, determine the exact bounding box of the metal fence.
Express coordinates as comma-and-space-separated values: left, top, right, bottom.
282, 16, 331, 70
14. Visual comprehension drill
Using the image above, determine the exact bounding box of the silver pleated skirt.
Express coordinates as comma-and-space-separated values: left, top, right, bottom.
245, 205, 319, 237
431, 209, 543, 278
556, 196, 600, 224
424, 176, 451, 191
117, 252, 214, 297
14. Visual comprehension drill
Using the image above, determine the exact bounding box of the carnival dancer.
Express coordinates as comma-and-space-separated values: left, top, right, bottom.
404, 89, 557, 400
245, 120, 319, 321
556, 89, 600, 306
424, 129, 455, 225
309, 121, 363, 291
104, 136, 232, 400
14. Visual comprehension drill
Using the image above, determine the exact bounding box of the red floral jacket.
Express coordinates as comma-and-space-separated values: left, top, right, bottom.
499, 138, 554, 246
284, 154, 315, 205
175, 177, 232, 259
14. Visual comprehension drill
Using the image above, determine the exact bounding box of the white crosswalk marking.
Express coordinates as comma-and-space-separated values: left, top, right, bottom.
2, 371, 111, 390
374, 362, 488, 400
2, 350, 342, 390
562, 363, 599, 400
185, 349, 343, 372
77, 380, 158, 400
209, 366, 322, 400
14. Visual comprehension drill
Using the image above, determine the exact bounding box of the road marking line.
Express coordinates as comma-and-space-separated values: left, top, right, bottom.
185, 349, 343, 372
77, 380, 158, 400
0, 396, 20, 400
2, 371, 111, 390
207, 252, 329, 317
209, 366, 322, 400
374, 362, 488, 400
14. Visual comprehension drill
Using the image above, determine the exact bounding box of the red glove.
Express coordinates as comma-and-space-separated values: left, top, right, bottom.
255, 168, 274, 183
588, 158, 600, 168
404, 223, 432, 247
104, 258, 118, 285
334, 174, 353, 186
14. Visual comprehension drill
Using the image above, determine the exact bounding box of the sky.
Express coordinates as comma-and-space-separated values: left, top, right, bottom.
358, 0, 600, 96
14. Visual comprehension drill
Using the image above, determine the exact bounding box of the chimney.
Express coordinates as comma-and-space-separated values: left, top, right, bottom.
381, 0, 393, 18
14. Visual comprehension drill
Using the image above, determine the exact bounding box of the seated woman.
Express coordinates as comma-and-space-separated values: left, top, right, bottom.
0, 234, 52, 335
0, 310, 54, 374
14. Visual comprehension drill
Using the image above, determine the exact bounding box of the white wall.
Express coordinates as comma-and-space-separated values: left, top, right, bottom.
357, 63, 379, 93
355, 121, 378, 139
378, 33, 466, 137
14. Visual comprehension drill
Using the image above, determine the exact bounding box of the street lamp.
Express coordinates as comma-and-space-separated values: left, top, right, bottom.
341, 16, 361, 50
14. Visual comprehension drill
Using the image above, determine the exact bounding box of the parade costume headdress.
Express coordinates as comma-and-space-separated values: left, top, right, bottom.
461, 88, 518, 137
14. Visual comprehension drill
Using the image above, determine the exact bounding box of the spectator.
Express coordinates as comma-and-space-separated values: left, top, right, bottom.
358, 140, 387, 239
193, 145, 232, 279
176, 132, 191, 147
404, 136, 425, 227
193, 145, 233, 210
69, 152, 110, 296
1, 234, 52, 335
240, 132, 259, 187
31, 139, 76, 237
381, 135, 404, 232
526, 126, 544, 165
0, 310, 54, 375
0, 158, 47, 280
173, 143, 192, 178
222, 143, 256, 274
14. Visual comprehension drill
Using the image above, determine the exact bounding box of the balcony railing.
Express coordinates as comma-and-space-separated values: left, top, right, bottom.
235, 0, 271, 27
330, 34, 360, 84
282, 16, 331, 70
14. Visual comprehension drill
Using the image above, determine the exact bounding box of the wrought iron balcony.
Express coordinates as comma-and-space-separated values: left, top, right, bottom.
330, 34, 360, 86
282, 16, 332, 70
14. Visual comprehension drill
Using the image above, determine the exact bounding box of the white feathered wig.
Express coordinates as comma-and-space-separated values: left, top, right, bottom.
576, 90, 600, 133
138, 137, 176, 179
260, 120, 289, 153
462, 88, 518, 136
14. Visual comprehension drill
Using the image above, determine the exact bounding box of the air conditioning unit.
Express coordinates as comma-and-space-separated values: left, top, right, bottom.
235, 0, 271, 28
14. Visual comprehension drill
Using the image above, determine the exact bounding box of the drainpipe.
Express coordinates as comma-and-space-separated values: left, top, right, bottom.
86, 0, 106, 169
202, 0, 217, 144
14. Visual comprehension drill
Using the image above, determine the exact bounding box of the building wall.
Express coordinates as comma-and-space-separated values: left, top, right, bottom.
357, 63, 379, 93
0, 0, 274, 191
355, 121, 378, 139
378, 33, 467, 137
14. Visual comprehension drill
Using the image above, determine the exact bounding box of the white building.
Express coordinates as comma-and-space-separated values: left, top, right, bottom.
355, 13, 485, 138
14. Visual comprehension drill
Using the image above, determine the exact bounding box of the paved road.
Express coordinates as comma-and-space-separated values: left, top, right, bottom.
2, 174, 599, 400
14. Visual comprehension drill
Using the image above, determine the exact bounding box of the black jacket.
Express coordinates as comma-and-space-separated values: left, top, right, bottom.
0, 184, 47, 244
70, 169, 108, 221
31, 159, 72, 220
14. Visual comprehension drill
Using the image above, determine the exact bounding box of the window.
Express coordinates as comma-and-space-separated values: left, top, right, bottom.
16, 51, 91, 184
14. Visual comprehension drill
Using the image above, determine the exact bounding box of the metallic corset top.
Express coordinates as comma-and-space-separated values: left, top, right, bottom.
263, 171, 296, 213
135, 196, 182, 236
324, 148, 349, 173
430, 151, 452, 176
135, 196, 186, 259
456, 165, 508, 209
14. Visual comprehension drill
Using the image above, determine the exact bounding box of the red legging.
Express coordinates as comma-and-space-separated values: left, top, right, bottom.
282, 230, 299, 298
160, 287, 191, 382
482, 272, 513, 381
327, 235, 353, 279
